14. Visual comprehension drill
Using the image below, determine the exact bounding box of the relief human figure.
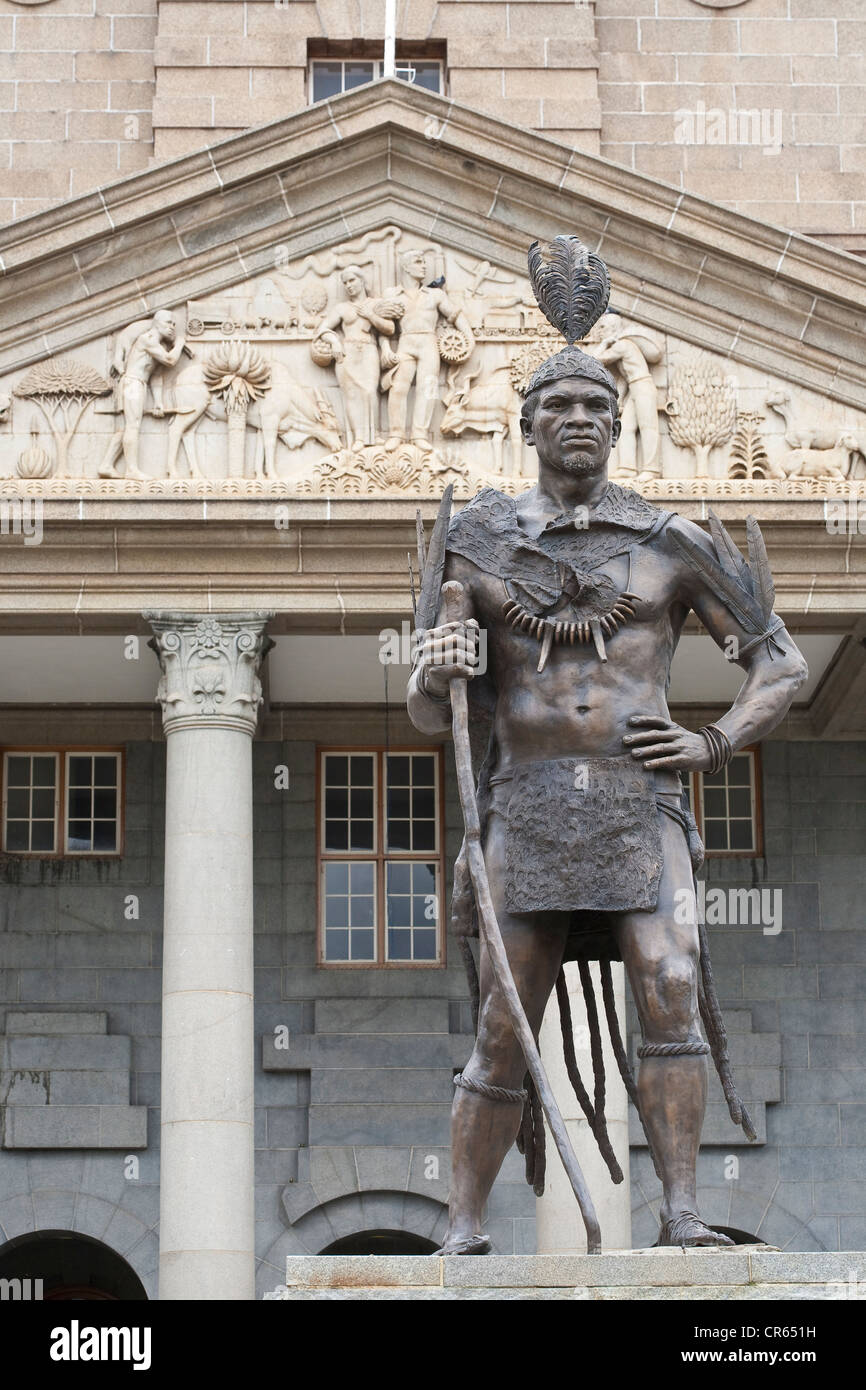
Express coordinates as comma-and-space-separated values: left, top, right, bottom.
311, 266, 403, 450
407, 235, 807, 1255
382, 249, 475, 452
588, 312, 663, 482
98, 310, 187, 480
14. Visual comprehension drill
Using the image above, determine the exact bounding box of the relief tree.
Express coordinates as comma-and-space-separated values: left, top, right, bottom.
203, 341, 271, 479
13, 357, 112, 476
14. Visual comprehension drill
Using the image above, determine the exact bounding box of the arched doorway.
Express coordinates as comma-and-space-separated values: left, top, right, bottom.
0, 1231, 148, 1300
320, 1230, 438, 1256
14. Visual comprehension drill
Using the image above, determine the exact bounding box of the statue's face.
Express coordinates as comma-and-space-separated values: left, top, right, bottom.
402, 251, 426, 281
521, 376, 620, 479
155, 311, 176, 343
341, 270, 364, 300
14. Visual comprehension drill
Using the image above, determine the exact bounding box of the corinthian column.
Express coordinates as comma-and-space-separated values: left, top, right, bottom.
146, 612, 273, 1301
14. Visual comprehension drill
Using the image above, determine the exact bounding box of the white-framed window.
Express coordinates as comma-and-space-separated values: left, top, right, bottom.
686, 747, 762, 856
309, 58, 444, 104
2, 749, 123, 857
318, 748, 444, 966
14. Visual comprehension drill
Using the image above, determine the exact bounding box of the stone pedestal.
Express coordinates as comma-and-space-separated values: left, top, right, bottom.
536, 962, 631, 1254
264, 1250, 866, 1301
147, 612, 272, 1301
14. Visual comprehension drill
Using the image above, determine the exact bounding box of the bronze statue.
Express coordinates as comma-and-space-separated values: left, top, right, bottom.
407, 234, 808, 1255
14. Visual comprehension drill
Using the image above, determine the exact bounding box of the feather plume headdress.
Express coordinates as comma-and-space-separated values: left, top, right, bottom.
525, 234, 618, 403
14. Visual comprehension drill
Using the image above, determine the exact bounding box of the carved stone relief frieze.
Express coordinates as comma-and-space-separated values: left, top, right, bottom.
1, 224, 866, 499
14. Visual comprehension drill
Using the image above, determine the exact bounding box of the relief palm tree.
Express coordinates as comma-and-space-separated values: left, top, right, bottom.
203, 341, 271, 479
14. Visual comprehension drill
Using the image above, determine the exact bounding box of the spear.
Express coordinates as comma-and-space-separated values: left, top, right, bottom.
414, 493, 602, 1254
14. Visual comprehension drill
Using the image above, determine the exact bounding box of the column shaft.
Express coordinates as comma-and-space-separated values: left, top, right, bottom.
147, 612, 271, 1301
535, 961, 632, 1254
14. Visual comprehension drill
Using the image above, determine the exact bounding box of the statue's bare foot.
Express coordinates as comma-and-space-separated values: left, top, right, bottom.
433, 1233, 491, 1256
384, 435, 402, 452
98, 465, 120, 479
126, 466, 150, 481
658, 1212, 735, 1248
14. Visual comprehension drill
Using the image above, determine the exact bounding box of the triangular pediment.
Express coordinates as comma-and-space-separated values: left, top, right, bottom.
1, 80, 865, 500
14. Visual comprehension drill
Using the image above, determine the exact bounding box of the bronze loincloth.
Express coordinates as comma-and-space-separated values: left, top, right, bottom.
499, 756, 664, 916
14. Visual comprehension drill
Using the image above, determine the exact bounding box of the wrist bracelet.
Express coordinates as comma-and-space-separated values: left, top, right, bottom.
697, 724, 734, 775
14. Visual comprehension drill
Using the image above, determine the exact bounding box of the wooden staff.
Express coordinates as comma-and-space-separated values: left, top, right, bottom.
441, 579, 602, 1254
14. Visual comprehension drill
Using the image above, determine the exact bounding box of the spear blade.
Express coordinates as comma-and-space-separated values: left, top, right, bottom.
415, 483, 454, 632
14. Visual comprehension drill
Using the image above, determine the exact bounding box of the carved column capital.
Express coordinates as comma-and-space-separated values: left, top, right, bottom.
145, 611, 274, 735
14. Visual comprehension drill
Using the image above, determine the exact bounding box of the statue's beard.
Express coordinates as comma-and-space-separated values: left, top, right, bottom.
554, 451, 606, 478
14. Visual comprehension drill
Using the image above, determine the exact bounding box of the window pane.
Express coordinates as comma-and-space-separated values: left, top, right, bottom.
343, 61, 375, 90
349, 820, 374, 850
94, 756, 118, 787
93, 821, 117, 852
33, 756, 56, 787
350, 895, 374, 928
387, 755, 410, 786
7, 756, 31, 786
386, 753, 437, 851
729, 819, 754, 851
351, 930, 375, 961
325, 788, 348, 819
69, 788, 92, 819
350, 862, 374, 896
325, 929, 349, 960
4, 755, 58, 853
386, 862, 438, 961
388, 787, 410, 820
325, 754, 348, 785
389, 820, 411, 850
412, 788, 435, 819
350, 787, 373, 819
413, 929, 437, 960
324, 754, 376, 853
352, 756, 374, 786
31, 821, 56, 852
704, 819, 728, 851
6, 820, 29, 851
325, 896, 349, 928
68, 821, 92, 851
388, 928, 412, 961
94, 789, 117, 820
7, 788, 30, 818
408, 61, 441, 92
31, 788, 55, 819
312, 62, 344, 102
729, 755, 752, 785
325, 820, 349, 850
413, 821, 435, 852
68, 755, 92, 786
325, 861, 348, 894
703, 788, 727, 819
388, 861, 411, 894
728, 787, 752, 820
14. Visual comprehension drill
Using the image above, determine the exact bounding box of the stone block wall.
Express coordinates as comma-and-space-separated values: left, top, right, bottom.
0, 739, 163, 1297
596, 0, 866, 255
151, 0, 601, 161
0, 0, 158, 223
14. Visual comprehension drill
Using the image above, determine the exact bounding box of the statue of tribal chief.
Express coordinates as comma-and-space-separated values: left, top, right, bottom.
407, 234, 808, 1255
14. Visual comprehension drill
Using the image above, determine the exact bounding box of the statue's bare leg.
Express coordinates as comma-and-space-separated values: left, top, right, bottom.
440, 809, 568, 1253
613, 813, 733, 1247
